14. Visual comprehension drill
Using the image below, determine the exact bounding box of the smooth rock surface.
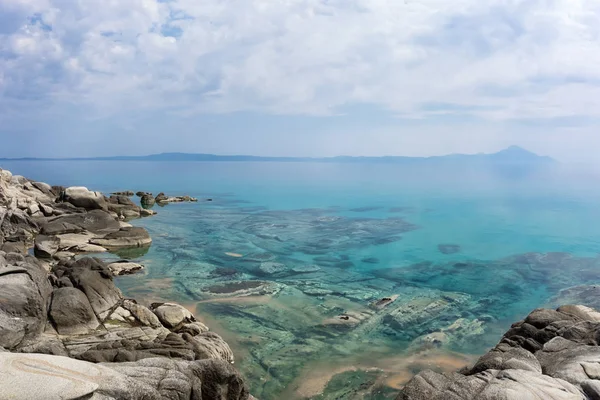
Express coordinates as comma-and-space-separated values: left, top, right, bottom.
49, 287, 100, 335
62, 187, 108, 211
151, 302, 195, 329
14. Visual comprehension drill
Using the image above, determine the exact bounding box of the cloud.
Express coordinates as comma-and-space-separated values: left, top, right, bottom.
1, 0, 600, 123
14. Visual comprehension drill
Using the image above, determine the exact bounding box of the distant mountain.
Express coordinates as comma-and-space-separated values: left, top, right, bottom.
0, 146, 557, 164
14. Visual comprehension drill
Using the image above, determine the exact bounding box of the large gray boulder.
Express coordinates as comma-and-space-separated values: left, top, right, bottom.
54, 258, 123, 321
49, 287, 100, 335
61, 187, 108, 211
0, 352, 249, 400
0, 256, 52, 350
398, 369, 581, 400
107, 261, 144, 276
45, 210, 121, 235
151, 302, 195, 329
41, 221, 84, 235
141, 194, 155, 208
34, 234, 60, 258
90, 227, 152, 248
123, 300, 162, 328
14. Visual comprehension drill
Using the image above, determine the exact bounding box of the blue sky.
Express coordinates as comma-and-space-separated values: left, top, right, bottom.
1, 0, 600, 162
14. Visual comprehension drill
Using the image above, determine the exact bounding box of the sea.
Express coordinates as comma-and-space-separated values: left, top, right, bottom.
3, 159, 600, 399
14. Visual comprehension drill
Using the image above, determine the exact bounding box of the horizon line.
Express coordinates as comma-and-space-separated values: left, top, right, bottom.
0, 146, 555, 162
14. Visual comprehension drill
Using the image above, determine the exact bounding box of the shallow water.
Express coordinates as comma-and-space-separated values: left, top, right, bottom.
4, 160, 600, 399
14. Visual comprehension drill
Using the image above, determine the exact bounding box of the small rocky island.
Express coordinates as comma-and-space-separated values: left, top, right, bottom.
2, 167, 600, 400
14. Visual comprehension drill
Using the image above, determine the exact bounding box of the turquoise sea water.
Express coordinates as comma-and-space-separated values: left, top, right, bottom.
4, 160, 600, 399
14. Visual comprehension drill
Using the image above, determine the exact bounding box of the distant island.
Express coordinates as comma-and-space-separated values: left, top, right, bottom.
1, 146, 557, 164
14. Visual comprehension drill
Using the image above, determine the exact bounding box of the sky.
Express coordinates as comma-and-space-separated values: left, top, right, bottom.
1, 0, 600, 162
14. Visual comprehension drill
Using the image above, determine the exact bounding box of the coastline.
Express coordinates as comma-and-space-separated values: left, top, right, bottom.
0, 167, 251, 399
2, 166, 600, 399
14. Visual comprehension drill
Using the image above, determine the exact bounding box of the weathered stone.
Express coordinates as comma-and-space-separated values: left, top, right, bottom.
49, 287, 100, 335
140, 194, 155, 207
90, 227, 152, 248
107, 261, 144, 276
151, 302, 195, 329
61, 187, 108, 211
46, 210, 120, 235
0, 259, 51, 350
122, 300, 162, 328
34, 234, 60, 258
54, 258, 123, 321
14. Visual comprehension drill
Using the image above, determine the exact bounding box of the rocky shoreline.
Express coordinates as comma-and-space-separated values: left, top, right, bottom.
0, 168, 249, 400
396, 305, 600, 399
2, 166, 600, 399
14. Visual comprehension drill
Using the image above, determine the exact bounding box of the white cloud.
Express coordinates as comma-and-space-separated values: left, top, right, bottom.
1, 0, 600, 120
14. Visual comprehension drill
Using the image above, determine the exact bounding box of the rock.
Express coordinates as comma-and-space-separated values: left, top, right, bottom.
49, 287, 100, 335
0, 241, 27, 254
111, 191, 134, 196
136, 191, 151, 197
467, 342, 542, 374
0, 352, 102, 399
107, 261, 144, 276
31, 181, 54, 196
185, 331, 235, 363
54, 258, 123, 321
122, 300, 162, 328
41, 221, 85, 235
140, 208, 156, 217
370, 295, 399, 310
37, 202, 55, 217
52, 251, 76, 261
90, 226, 152, 249
155, 192, 198, 203
107, 198, 142, 219
438, 244, 461, 254
177, 321, 210, 336
140, 194, 155, 208
1, 209, 39, 241
151, 302, 195, 329
34, 234, 60, 258
0, 352, 250, 400
61, 187, 108, 211
46, 210, 121, 235
108, 306, 135, 324
27, 203, 42, 217
290, 264, 321, 273
398, 369, 581, 400
155, 192, 168, 203
258, 262, 287, 275
0, 258, 52, 350
361, 257, 380, 264
398, 305, 600, 400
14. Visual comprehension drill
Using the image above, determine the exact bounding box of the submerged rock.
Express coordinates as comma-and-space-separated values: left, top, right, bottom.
258, 262, 287, 275
204, 280, 280, 297
438, 243, 461, 254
